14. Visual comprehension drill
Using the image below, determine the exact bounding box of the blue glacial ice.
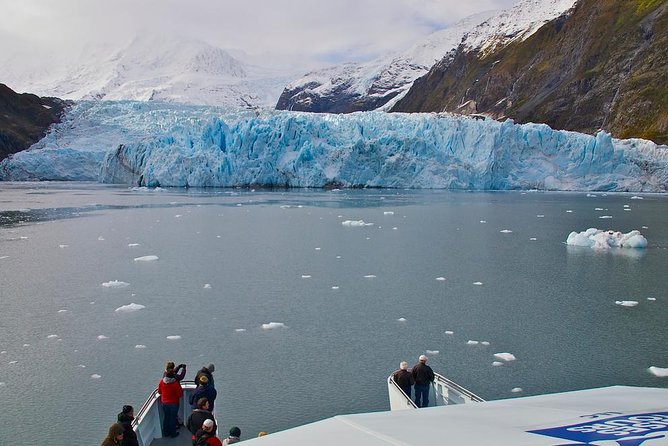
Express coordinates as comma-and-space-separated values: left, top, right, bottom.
1, 100, 667, 191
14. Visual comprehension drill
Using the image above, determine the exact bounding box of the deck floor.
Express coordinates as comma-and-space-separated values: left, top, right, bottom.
150, 428, 193, 446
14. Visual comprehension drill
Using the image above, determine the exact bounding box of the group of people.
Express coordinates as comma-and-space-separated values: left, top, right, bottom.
100, 361, 243, 446
392, 355, 436, 408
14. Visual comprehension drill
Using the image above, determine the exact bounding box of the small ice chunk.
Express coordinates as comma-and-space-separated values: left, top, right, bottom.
58, 309, 67, 313
91, 374, 102, 379
511, 387, 523, 393
341, 220, 374, 227
134, 345, 146, 349
566, 210, 573, 213
631, 196, 644, 200
648, 297, 656, 301
624, 205, 630, 208
59, 244, 69, 248
128, 243, 140, 247
22, 344, 30, 347
500, 229, 513, 233
587, 193, 597, 197
102, 280, 130, 288
174, 214, 182, 218
397, 318, 406, 322
97, 335, 108, 340
384, 211, 394, 215
473, 282, 483, 286
0, 256, 8, 260
392, 227, 398, 230
9, 360, 18, 364
134, 255, 159, 261
115, 303, 145, 313
435, 277, 446, 281
648, 366, 668, 377
234, 328, 247, 332
615, 300, 638, 307
624, 208, 631, 211
98, 236, 105, 241
47, 334, 59, 339
536, 215, 544, 218
0, 382, 5, 386
336, 255, 342, 259
203, 284, 212, 289
494, 352, 516, 361
529, 237, 537, 241
166, 335, 182, 340
492, 361, 504, 367
301, 275, 311, 279
445, 331, 454, 335
480, 220, 487, 223
426, 350, 439, 355
467, 340, 479, 345
364, 275, 377, 278
78, 364, 86, 368
595, 207, 604, 211
481, 341, 490, 346
262, 322, 287, 330
599, 215, 613, 219
331, 286, 339, 290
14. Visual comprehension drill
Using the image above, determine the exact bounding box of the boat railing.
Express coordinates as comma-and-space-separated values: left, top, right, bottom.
387, 372, 484, 411
132, 380, 199, 446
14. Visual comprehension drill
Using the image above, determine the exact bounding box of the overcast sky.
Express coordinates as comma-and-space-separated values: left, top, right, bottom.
1, 0, 519, 67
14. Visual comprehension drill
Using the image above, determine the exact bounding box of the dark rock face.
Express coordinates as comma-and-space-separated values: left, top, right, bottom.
0, 83, 69, 160
393, 0, 668, 145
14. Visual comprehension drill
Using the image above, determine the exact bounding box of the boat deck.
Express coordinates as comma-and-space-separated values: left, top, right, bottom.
150, 430, 192, 446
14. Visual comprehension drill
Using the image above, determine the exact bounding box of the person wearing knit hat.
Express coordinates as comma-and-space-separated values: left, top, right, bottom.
221, 426, 241, 445
392, 361, 415, 399
411, 354, 435, 408
100, 423, 124, 446
117, 405, 139, 446
195, 364, 215, 390
195, 418, 223, 446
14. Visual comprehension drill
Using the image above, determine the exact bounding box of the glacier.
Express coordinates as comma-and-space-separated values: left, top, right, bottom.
1, 100, 667, 191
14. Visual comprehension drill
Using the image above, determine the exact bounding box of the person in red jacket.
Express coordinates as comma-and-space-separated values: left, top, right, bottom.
158, 369, 183, 438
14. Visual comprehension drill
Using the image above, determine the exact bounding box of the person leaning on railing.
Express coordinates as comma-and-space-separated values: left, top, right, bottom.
412, 355, 435, 408
392, 361, 415, 399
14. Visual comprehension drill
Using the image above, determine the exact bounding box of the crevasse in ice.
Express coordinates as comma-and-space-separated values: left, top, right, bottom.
1, 100, 667, 191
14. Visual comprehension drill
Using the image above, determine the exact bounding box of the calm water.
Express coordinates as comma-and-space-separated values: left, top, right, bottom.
0, 183, 667, 446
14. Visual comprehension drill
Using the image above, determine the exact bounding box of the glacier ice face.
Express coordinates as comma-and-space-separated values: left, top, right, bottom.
1, 100, 667, 191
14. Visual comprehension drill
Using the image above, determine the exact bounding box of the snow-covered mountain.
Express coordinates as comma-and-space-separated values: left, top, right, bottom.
2, 100, 666, 191
0, 34, 300, 109
275, 0, 577, 113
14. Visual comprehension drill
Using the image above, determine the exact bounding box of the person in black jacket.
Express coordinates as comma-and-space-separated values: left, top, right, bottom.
411, 355, 435, 408
194, 364, 215, 389
392, 361, 415, 398
116, 406, 139, 446
190, 375, 218, 412
187, 397, 217, 443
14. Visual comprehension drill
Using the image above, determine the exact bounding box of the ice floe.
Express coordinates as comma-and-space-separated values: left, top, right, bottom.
135, 345, 146, 349
166, 335, 181, 340
445, 331, 454, 335
480, 220, 487, 223
97, 335, 108, 340
91, 374, 102, 379
435, 277, 446, 281
384, 211, 394, 215
529, 237, 537, 241
492, 361, 504, 366
128, 243, 140, 247
234, 329, 246, 332
134, 255, 159, 261
467, 340, 479, 345
262, 322, 287, 330
342, 220, 374, 227
397, 318, 407, 322
494, 353, 516, 362
566, 210, 573, 213
47, 334, 59, 339
0, 382, 5, 387
97, 236, 105, 241
511, 387, 523, 393
57, 309, 67, 313
363, 275, 377, 279
203, 284, 212, 289
102, 280, 130, 288
9, 360, 17, 364
426, 350, 439, 355
115, 303, 145, 313
59, 244, 69, 248
648, 297, 657, 301
615, 300, 639, 307
599, 215, 613, 219
331, 286, 340, 290
301, 275, 311, 279
566, 228, 647, 249
481, 341, 490, 346
631, 196, 644, 200
537, 215, 544, 218
648, 366, 668, 377
500, 229, 513, 233
473, 282, 483, 286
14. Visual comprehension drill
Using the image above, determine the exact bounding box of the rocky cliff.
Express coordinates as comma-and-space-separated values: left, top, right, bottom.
0, 83, 69, 160
393, 0, 668, 145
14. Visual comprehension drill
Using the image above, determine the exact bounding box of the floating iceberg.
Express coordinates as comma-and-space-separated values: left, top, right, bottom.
262, 322, 287, 330
102, 280, 130, 288
511, 387, 523, 393
166, 335, 181, 340
566, 228, 647, 249
648, 366, 668, 377
4, 101, 667, 191
494, 352, 517, 362
342, 220, 373, 227
615, 300, 639, 307
134, 255, 159, 261
115, 303, 145, 313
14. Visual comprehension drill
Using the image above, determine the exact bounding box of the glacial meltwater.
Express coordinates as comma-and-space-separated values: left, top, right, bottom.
0, 183, 667, 446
